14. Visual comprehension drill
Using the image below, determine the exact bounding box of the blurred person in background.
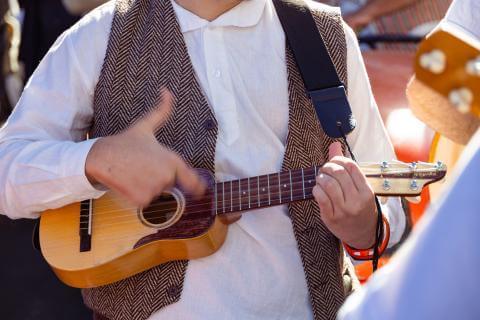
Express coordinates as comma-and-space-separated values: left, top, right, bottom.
62, 0, 109, 16
336, 0, 447, 33
0, 0, 21, 123
0, 1, 94, 319
18, 0, 80, 81
321, 0, 417, 28
323, 0, 451, 50
338, 0, 480, 318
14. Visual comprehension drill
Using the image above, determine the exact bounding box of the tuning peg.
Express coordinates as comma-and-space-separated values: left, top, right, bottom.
410, 180, 419, 191
382, 179, 391, 191
449, 87, 473, 114
419, 49, 446, 74
405, 196, 422, 204
435, 161, 446, 170
380, 161, 389, 173
466, 56, 480, 77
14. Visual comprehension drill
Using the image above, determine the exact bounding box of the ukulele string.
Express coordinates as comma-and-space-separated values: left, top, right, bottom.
77, 165, 425, 228
78, 179, 322, 228
77, 166, 428, 229
88, 167, 335, 210
66, 178, 360, 246
48, 187, 402, 248
86, 166, 430, 212
89, 170, 318, 211
48, 188, 320, 247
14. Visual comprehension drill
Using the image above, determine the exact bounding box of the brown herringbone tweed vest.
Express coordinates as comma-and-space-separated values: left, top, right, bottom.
83, 0, 358, 319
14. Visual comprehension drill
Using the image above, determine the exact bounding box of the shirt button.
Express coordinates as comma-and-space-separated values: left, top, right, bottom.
167, 284, 181, 297
203, 119, 215, 130
214, 69, 221, 78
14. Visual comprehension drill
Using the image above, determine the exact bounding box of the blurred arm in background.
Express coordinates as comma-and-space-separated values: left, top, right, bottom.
345, 0, 417, 30
62, 0, 108, 16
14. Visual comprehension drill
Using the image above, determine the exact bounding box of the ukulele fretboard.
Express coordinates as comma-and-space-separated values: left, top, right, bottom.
214, 166, 319, 215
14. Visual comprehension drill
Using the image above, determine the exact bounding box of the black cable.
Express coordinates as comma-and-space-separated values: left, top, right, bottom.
337, 121, 356, 162
337, 123, 383, 272
372, 197, 384, 272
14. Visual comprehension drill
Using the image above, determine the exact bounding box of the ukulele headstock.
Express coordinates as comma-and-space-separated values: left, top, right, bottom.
415, 28, 480, 117
362, 161, 447, 197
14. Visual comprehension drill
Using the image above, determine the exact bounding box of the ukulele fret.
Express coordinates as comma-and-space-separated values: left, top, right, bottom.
224, 182, 227, 214
305, 167, 317, 199
230, 181, 233, 212
278, 172, 282, 204
257, 176, 260, 207
301, 168, 306, 199
258, 174, 269, 207
248, 177, 251, 209
267, 174, 271, 205
289, 170, 293, 201
214, 182, 218, 215
239, 179, 242, 211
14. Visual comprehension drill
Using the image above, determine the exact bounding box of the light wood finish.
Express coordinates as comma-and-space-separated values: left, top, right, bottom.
415, 29, 480, 117
40, 162, 445, 289
413, 29, 478, 201
413, 29, 480, 145
428, 133, 465, 201
40, 192, 228, 288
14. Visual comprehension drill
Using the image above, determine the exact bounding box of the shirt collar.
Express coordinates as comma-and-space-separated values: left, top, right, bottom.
171, 0, 267, 33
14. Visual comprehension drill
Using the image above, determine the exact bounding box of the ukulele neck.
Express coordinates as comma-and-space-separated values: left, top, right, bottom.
214, 161, 447, 215
214, 166, 318, 216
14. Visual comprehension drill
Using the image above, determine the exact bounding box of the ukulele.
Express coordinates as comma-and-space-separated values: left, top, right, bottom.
413, 28, 480, 201
40, 161, 446, 288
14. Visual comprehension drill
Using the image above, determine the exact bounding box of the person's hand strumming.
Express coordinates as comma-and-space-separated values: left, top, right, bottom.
85, 90, 205, 207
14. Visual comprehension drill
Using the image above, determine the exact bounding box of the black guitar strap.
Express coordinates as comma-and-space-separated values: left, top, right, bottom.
272, 0, 356, 139
273, 0, 385, 271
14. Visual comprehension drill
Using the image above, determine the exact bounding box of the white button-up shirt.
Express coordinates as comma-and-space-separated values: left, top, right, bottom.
0, 0, 404, 318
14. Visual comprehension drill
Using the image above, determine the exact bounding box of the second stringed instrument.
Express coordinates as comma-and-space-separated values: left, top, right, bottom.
413, 28, 479, 200
39, 161, 446, 288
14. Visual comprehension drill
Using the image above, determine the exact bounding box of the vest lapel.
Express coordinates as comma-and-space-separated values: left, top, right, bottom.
282, 46, 345, 320
86, 1, 218, 319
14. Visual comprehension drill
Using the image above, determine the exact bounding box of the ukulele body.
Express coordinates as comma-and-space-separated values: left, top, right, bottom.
39, 170, 228, 289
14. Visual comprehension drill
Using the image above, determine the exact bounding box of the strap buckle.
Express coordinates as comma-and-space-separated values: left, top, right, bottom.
309, 85, 356, 139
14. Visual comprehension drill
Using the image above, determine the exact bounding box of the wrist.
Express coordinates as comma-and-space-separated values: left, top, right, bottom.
343, 210, 379, 249
85, 138, 106, 186
344, 227, 377, 250
344, 215, 390, 261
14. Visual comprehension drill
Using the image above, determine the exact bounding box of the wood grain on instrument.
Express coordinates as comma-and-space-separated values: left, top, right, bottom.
40, 162, 445, 288
40, 193, 228, 288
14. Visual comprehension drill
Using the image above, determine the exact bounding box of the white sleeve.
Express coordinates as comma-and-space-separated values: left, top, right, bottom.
444, 0, 480, 40
0, 3, 114, 219
344, 23, 406, 246
339, 132, 480, 320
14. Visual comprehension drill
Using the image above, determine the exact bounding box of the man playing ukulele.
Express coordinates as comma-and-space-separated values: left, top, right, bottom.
0, 0, 405, 319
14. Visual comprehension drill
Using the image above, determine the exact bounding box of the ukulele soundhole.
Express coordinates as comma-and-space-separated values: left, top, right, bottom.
138, 188, 185, 229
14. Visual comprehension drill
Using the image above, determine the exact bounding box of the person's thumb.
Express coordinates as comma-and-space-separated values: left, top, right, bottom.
134, 89, 174, 132
328, 141, 344, 160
